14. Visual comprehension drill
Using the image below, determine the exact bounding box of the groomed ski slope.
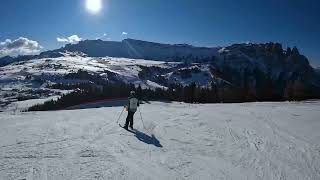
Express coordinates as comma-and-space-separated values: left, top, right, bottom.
0, 101, 320, 180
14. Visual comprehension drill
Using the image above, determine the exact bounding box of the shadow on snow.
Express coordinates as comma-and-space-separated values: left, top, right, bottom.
126, 129, 163, 148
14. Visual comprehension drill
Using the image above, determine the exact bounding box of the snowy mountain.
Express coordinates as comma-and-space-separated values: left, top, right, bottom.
0, 40, 320, 110
1, 101, 320, 179
0, 56, 14, 66
0, 55, 37, 67
315, 67, 320, 75
39, 39, 219, 61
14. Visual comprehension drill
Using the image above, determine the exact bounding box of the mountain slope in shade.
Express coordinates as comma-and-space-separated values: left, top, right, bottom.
40, 39, 219, 61
0, 56, 14, 66
0, 55, 38, 67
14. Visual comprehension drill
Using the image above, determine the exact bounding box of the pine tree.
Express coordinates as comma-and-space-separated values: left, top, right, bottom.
286, 47, 292, 56
292, 79, 306, 100
284, 81, 294, 100
292, 46, 300, 56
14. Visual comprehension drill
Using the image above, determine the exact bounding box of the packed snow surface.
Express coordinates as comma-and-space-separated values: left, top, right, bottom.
0, 101, 320, 180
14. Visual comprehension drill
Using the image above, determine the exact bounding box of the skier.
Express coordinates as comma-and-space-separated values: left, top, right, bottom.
123, 91, 139, 130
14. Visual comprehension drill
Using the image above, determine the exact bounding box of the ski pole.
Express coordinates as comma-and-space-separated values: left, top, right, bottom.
138, 107, 151, 134
116, 107, 125, 124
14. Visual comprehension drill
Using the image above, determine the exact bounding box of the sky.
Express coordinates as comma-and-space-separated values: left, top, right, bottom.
0, 0, 319, 66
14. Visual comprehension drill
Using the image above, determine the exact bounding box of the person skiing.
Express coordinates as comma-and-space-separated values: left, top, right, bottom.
123, 91, 139, 130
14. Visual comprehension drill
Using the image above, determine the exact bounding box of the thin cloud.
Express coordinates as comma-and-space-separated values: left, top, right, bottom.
57, 35, 82, 44
0, 37, 43, 57
96, 33, 110, 40
122, 32, 128, 35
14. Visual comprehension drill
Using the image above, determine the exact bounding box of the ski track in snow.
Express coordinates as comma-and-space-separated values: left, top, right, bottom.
0, 101, 320, 180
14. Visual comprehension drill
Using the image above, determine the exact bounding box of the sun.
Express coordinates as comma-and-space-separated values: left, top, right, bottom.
86, 0, 102, 14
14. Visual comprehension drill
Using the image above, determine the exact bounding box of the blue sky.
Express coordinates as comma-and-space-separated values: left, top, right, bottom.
0, 0, 319, 65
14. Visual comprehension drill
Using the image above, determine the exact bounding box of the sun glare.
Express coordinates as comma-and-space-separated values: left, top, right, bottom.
86, 0, 102, 14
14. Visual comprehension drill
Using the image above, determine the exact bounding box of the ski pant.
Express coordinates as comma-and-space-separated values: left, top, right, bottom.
124, 111, 135, 128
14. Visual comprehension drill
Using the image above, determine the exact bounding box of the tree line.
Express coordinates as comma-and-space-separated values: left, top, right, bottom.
27, 77, 318, 111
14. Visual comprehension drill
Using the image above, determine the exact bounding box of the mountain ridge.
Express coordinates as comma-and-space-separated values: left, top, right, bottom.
1, 39, 319, 108
0, 39, 316, 67
40, 38, 219, 61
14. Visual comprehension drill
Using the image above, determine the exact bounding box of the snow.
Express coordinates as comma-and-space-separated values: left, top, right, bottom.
0, 56, 172, 109
0, 56, 172, 89
2, 55, 221, 110
145, 80, 168, 90
0, 101, 319, 180
165, 64, 213, 86
6, 96, 60, 112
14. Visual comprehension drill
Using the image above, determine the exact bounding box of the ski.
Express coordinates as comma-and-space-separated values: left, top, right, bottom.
119, 124, 135, 133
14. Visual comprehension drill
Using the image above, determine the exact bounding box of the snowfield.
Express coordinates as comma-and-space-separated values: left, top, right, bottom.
0, 101, 320, 180
0, 56, 159, 108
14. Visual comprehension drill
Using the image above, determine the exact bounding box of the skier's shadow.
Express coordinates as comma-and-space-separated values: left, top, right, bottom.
128, 129, 163, 148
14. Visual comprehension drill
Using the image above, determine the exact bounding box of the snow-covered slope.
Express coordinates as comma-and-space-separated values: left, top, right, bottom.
0, 56, 14, 66
0, 101, 319, 180
0, 55, 168, 84
0, 55, 217, 109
